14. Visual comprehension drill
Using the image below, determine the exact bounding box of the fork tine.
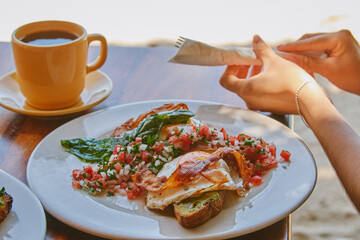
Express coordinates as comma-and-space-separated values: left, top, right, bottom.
175, 36, 186, 48
178, 36, 185, 42
175, 42, 183, 48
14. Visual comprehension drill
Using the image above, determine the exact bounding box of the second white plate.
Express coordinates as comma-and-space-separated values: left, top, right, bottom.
0, 170, 46, 240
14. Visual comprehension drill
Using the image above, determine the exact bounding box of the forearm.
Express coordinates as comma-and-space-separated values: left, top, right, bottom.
299, 83, 360, 211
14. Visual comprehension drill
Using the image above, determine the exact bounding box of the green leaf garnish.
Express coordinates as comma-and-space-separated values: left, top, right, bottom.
0, 187, 5, 206
61, 109, 194, 163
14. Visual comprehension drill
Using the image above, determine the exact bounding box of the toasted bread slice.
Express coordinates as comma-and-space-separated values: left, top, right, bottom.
0, 190, 13, 223
173, 191, 225, 228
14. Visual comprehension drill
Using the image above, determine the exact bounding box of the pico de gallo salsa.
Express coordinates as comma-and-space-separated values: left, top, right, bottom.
66, 106, 291, 200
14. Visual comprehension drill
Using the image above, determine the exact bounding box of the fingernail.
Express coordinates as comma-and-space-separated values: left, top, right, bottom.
253, 35, 262, 44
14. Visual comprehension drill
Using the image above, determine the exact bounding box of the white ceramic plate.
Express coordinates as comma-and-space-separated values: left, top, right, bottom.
0, 170, 46, 240
27, 100, 316, 239
0, 70, 112, 116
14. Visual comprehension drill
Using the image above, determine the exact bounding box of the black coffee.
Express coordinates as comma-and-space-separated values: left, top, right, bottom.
20, 30, 78, 46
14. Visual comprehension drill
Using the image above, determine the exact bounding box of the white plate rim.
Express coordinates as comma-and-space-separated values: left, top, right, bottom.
26, 99, 317, 239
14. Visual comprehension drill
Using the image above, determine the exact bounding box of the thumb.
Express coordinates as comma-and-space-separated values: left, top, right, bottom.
252, 35, 277, 65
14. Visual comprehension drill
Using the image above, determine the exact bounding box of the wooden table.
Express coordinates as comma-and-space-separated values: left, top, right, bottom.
0, 42, 291, 240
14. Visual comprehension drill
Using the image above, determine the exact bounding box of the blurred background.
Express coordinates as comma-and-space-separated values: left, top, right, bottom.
1, 0, 359, 239
1, 0, 359, 46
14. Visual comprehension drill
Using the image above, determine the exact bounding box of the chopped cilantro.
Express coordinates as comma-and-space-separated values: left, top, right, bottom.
244, 139, 255, 147
131, 143, 141, 154
0, 187, 4, 206
108, 172, 116, 180
95, 180, 103, 186
0, 187, 5, 197
257, 148, 266, 155
130, 163, 137, 173
176, 128, 184, 136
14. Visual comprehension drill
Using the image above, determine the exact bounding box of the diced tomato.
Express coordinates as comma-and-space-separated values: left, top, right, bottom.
72, 169, 83, 180
120, 182, 127, 189
236, 134, 245, 141
243, 147, 256, 159
229, 136, 237, 146
152, 141, 165, 152
248, 162, 254, 170
199, 125, 210, 138
114, 162, 122, 172
130, 137, 142, 146
141, 151, 151, 162
126, 190, 134, 200
168, 136, 181, 145
112, 144, 122, 155
253, 169, 263, 176
270, 160, 278, 168
192, 125, 197, 132
126, 154, 134, 165
126, 182, 143, 199
180, 134, 192, 151
249, 176, 262, 186
72, 181, 80, 189
220, 128, 228, 140
118, 152, 125, 163
91, 174, 102, 181
268, 145, 276, 157
96, 178, 107, 189
84, 165, 93, 175
280, 150, 291, 162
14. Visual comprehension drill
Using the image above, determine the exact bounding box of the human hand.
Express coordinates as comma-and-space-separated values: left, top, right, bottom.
220, 35, 315, 114
277, 30, 360, 95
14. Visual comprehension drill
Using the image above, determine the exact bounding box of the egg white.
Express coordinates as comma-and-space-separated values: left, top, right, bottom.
146, 152, 237, 210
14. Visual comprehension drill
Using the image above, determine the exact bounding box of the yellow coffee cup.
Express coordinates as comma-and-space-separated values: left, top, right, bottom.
11, 20, 107, 110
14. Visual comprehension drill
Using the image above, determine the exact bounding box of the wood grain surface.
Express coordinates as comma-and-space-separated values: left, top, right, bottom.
0, 42, 289, 240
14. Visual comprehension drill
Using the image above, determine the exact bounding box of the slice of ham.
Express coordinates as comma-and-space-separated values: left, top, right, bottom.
111, 103, 189, 137
133, 147, 252, 192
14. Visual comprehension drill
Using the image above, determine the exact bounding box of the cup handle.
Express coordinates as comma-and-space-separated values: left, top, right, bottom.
86, 33, 108, 74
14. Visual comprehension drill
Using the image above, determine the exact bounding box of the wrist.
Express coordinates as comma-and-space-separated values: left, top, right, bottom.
296, 81, 334, 128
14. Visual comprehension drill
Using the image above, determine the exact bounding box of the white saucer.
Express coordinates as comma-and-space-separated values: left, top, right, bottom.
0, 70, 113, 117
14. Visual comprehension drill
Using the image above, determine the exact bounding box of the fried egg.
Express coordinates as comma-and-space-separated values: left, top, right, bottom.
146, 151, 238, 210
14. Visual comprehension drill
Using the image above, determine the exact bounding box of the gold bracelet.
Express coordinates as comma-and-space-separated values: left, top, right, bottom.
295, 81, 332, 128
